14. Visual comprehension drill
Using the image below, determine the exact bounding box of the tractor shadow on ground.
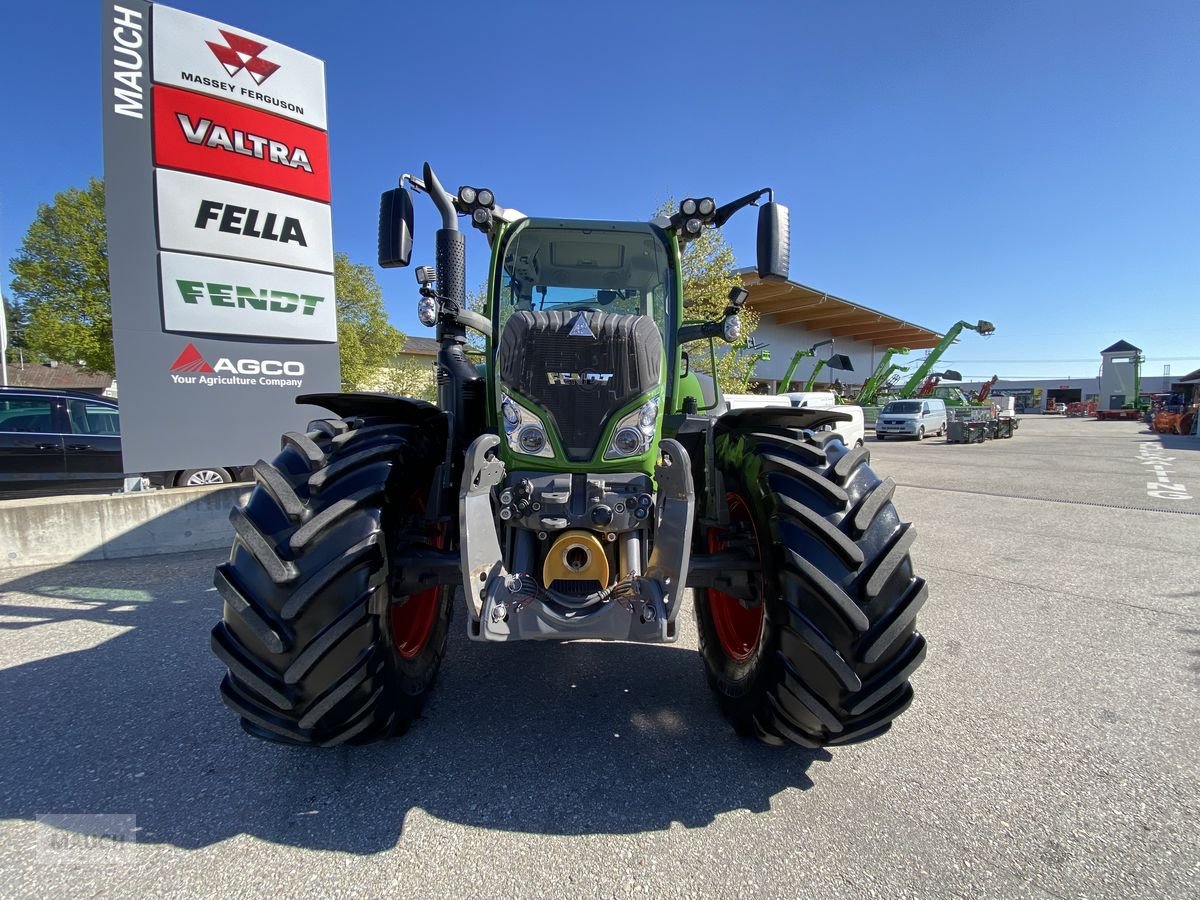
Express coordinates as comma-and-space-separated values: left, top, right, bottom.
0, 550, 829, 854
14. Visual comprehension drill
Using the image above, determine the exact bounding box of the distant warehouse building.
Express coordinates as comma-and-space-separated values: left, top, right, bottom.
740, 272, 943, 393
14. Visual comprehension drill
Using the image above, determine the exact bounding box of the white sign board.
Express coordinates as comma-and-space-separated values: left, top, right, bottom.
152, 4, 328, 129
159, 251, 337, 342
156, 169, 334, 272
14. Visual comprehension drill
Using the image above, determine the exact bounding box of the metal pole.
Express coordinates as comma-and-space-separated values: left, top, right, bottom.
0, 286, 8, 387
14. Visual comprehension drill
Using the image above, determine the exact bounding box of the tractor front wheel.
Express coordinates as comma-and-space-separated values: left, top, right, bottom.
694, 424, 927, 747
210, 416, 451, 745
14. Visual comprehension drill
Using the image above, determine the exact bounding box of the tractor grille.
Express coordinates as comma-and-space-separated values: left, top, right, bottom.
498, 310, 662, 460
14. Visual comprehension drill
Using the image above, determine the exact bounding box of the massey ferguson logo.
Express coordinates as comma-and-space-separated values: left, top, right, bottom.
170, 344, 305, 388
207, 30, 280, 85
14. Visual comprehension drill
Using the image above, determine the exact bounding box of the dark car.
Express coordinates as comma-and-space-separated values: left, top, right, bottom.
0, 387, 246, 499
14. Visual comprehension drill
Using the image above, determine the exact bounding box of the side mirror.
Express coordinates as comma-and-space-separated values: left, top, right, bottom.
378, 187, 414, 268
756, 201, 790, 282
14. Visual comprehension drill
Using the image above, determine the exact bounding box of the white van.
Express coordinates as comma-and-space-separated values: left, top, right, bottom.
875, 398, 947, 441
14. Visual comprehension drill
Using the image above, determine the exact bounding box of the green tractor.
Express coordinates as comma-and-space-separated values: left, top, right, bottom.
210, 164, 927, 748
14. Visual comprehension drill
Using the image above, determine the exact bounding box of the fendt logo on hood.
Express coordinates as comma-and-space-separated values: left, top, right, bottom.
169, 344, 305, 388
207, 30, 280, 85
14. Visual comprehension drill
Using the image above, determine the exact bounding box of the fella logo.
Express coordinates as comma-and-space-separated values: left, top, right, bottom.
207, 30, 280, 85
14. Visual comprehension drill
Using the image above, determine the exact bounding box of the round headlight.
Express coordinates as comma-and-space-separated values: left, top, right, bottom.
698, 197, 715, 216
612, 426, 644, 456
473, 208, 492, 225
517, 424, 547, 454
685, 218, 702, 235
722, 314, 742, 343
501, 397, 520, 426
458, 186, 477, 205
681, 198, 698, 216
477, 188, 494, 207
639, 400, 658, 427
417, 296, 439, 327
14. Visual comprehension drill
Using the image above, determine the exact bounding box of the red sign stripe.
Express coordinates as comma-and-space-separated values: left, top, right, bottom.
153, 85, 330, 203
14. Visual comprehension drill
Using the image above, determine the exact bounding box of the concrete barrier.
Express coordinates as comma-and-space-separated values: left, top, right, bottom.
0, 484, 250, 570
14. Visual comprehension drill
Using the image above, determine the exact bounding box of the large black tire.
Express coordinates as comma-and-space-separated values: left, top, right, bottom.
210, 416, 451, 746
695, 424, 927, 747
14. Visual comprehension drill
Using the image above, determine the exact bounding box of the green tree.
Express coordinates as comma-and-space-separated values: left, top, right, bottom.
9, 178, 112, 372
655, 199, 761, 394
2, 294, 29, 362
333, 252, 408, 390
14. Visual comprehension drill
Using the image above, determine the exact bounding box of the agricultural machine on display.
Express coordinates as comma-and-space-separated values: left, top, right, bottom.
209, 164, 927, 749
897, 319, 995, 398
854, 347, 910, 407
774, 340, 854, 395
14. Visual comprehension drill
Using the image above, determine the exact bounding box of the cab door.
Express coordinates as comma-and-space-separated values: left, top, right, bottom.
62, 397, 124, 491
0, 393, 67, 496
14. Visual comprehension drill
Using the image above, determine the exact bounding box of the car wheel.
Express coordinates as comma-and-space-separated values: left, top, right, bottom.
917, 427, 925, 441
855, 439, 864, 448
176, 466, 232, 487
876, 434, 886, 441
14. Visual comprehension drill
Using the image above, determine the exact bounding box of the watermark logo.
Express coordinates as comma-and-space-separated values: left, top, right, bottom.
207, 31, 280, 85
37, 814, 136, 867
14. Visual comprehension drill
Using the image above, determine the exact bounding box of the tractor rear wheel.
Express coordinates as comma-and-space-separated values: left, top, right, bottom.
210, 416, 451, 746
695, 424, 927, 747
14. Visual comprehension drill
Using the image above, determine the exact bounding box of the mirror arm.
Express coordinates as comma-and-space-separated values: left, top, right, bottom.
678, 321, 723, 344
713, 188, 772, 228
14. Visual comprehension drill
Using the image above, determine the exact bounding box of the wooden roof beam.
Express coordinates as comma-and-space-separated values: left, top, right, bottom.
830, 321, 928, 338
774, 310, 882, 328
747, 295, 831, 314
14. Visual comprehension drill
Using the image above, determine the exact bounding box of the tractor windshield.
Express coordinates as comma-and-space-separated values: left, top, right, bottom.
494, 220, 674, 335
492, 220, 674, 462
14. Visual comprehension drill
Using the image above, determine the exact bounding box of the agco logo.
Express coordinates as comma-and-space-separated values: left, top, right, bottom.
170, 344, 304, 387
206, 30, 280, 85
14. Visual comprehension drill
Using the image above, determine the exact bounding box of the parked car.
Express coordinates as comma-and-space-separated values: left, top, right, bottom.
0, 387, 247, 499
875, 398, 948, 440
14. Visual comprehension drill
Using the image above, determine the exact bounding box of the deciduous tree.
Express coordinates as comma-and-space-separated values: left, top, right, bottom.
9, 178, 112, 372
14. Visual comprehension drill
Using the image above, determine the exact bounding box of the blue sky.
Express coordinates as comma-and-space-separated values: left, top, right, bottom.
2, 0, 1197, 379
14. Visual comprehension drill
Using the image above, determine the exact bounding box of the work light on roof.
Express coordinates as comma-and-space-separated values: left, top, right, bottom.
680, 198, 698, 216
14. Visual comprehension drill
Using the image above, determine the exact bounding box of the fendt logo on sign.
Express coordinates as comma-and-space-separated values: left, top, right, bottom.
169, 343, 305, 388
159, 252, 337, 342
207, 30, 279, 85
153, 86, 330, 202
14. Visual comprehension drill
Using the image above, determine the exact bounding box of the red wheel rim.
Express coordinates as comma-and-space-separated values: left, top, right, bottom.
391, 494, 443, 660
391, 587, 439, 660
706, 492, 765, 662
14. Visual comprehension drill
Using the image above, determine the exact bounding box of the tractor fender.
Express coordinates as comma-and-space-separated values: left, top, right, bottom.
716, 406, 853, 434
296, 392, 444, 425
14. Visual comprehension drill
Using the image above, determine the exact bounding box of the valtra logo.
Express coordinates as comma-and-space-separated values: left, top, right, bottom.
207, 31, 280, 85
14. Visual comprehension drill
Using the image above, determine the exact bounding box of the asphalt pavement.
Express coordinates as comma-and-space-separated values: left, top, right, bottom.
0, 416, 1197, 898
